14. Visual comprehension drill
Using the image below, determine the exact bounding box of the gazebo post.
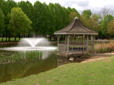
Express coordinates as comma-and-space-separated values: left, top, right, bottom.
86, 35, 88, 54
82, 35, 84, 54
65, 35, 67, 52
92, 35, 95, 54
57, 35, 60, 52
91, 35, 95, 54
67, 35, 70, 57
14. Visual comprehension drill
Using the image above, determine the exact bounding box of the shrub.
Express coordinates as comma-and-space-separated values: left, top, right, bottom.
95, 42, 114, 53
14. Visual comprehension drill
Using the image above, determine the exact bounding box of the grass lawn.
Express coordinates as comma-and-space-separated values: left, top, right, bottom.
1, 56, 114, 85
0, 37, 20, 42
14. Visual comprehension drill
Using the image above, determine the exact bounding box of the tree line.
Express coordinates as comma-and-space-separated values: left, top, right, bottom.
0, 0, 114, 41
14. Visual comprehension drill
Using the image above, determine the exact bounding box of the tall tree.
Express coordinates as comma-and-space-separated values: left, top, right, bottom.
0, 0, 17, 41
82, 9, 92, 18
89, 14, 101, 32
0, 8, 5, 41
100, 14, 113, 38
67, 7, 80, 24
0, 8, 5, 32
69, 12, 79, 22
33, 1, 47, 36
99, 7, 113, 18
18, 1, 34, 36
47, 3, 56, 36
107, 19, 114, 37
7, 7, 32, 40
0, 0, 17, 16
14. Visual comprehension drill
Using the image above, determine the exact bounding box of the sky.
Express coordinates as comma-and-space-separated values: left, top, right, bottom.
14, 0, 114, 14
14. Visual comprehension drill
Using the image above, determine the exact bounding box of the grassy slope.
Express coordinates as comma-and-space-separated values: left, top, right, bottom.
1, 56, 114, 85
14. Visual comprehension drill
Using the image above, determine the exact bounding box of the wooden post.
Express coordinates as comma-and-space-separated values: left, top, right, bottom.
65, 35, 67, 52
57, 35, 60, 52
91, 35, 93, 44
82, 35, 84, 54
67, 35, 69, 57
86, 35, 88, 54
92, 35, 95, 54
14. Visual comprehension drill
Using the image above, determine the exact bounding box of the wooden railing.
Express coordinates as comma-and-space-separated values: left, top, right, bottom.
58, 44, 93, 53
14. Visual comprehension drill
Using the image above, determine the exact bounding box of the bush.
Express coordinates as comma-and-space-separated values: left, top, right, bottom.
95, 42, 114, 53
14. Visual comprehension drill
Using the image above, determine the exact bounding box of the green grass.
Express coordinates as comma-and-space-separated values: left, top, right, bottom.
1, 56, 114, 85
0, 37, 20, 42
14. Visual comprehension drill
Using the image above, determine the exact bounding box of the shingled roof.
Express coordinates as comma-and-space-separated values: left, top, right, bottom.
54, 17, 98, 35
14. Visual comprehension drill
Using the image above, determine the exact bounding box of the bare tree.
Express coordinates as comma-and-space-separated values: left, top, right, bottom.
99, 7, 113, 18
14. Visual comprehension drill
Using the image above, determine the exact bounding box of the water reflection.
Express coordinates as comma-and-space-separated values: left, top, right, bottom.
0, 51, 81, 84
0, 53, 57, 84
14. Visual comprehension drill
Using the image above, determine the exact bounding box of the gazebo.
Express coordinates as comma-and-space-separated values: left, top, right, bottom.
54, 17, 98, 57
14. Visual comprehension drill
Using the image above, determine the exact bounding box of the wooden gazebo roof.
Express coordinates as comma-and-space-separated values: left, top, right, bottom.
54, 17, 98, 35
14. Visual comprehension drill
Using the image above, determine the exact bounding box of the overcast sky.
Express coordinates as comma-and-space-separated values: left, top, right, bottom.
14, 0, 114, 14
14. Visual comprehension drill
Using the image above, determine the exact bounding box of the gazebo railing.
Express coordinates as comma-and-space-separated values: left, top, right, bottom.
58, 44, 93, 53
69, 45, 87, 52
58, 44, 66, 52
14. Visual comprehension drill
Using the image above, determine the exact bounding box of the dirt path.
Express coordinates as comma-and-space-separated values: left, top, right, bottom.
81, 55, 112, 63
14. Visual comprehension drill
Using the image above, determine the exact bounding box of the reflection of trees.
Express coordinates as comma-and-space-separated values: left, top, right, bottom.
0, 52, 57, 84
23, 53, 57, 77
8, 63, 32, 79
0, 65, 6, 83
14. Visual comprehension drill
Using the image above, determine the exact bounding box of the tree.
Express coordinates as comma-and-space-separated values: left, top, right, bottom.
90, 14, 101, 32
67, 7, 80, 24
82, 9, 92, 18
0, 0, 17, 16
47, 3, 56, 36
0, 8, 5, 41
33, 1, 47, 36
18, 1, 34, 37
107, 19, 114, 37
99, 7, 113, 18
69, 12, 79, 22
0, 9, 5, 32
8, 7, 32, 40
100, 14, 113, 38
80, 14, 91, 28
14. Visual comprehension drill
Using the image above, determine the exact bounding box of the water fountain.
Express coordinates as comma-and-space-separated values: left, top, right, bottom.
0, 38, 57, 59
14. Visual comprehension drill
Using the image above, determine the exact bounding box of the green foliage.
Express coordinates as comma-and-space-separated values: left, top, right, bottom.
100, 14, 113, 37
0, 51, 43, 64
33, 1, 47, 35
0, 0, 114, 39
107, 19, 114, 36
0, 0, 17, 16
17, 1, 34, 35
82, 9, 92, 18
0, 8, 5, 33
7, 7, 32, 36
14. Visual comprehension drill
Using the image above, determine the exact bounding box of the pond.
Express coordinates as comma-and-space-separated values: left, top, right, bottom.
0, 50, 78, 84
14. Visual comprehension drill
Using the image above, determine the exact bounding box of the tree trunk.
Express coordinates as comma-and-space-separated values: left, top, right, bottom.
19, 34, 20, 41
2, 34, 3, 42
6, 34, 7, 42
8, 36, 10, 42
8, 33, 10, 42
49, 36, 51, 41
54, 36, 57, 41
15, 37, 16, 41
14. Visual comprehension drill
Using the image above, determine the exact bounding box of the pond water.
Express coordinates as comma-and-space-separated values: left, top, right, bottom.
0, 50, 78, 84
0, 51, 57, 84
